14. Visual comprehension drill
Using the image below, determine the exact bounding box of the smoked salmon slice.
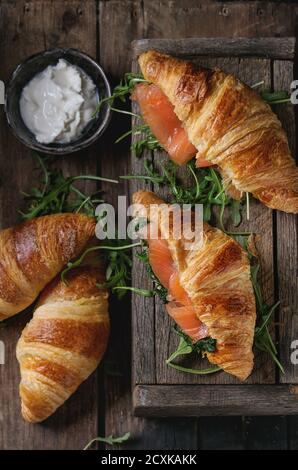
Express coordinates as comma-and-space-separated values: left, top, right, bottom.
168, 271, 191, 305
132, 83, 196, 165
148, 237, 208, 342
166, 302, 209, 342
148, 238, 175, 289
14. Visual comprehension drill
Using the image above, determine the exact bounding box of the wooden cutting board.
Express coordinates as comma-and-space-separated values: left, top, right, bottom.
130, 37, 298, 417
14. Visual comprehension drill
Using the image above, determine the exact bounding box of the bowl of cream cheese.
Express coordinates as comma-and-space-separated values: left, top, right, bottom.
5, 48, 111, 154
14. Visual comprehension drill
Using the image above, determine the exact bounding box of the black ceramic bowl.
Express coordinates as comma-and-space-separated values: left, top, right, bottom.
5, 48, 111, 155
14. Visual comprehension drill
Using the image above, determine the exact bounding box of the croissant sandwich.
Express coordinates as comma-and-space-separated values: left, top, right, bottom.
133, 50, 298, 214
17, 263, 109, 423
133, 190, 256, 380
0, 213, 96, 320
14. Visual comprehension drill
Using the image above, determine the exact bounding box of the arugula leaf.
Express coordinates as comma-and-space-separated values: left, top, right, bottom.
112, 286, 154, 297
230, 199, 242, 227
61, 241, 141, 287
121, 159, 245, 228
84, 432, 130, 450
236, 237, 284, 373
250, 264, 284, 373
261, 89, 291, 105
130, 125, 163, 157
166, 336, 221, 375
165, 323, 219, 375
93, 72, 147, 116
166, 336, 193, 363
251, 81, 291, 104
173, 325, 216, 353
21, 153, 118, 219
95, 72, 162, 156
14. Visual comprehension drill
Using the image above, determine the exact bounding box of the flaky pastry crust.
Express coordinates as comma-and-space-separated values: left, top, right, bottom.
0, 213, 96, 320
17, 265, 109, 423
133, 190, 256, 380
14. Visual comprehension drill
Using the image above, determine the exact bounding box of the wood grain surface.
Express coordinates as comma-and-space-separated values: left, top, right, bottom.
273, 61, 298, 384
133, 385, 298, 417
132, 37, 296, 59
0, 0, 297, 450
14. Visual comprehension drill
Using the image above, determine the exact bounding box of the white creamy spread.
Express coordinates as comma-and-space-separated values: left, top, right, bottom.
20, 59, 98, 144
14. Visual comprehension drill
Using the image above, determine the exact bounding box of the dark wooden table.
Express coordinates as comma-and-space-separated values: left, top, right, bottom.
0, 0, 298, 450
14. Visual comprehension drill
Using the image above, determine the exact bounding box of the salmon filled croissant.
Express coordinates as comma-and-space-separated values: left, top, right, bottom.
134, 50, 298, 214
133, 190, 256, 381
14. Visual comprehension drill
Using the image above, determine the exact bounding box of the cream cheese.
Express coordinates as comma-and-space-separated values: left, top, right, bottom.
19, 59, 98, 144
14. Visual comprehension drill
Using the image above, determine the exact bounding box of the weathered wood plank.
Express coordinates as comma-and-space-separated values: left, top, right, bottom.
220, 57, 275, 385
99, 0, 142, 449
142, 1, 297, 41
134, 384, 298, 417
287, 416, 298, 449
130, 59, 156, 385
100, 0, 198, 449
198, 417, 245, 450
243, 416, 288, 450
132, 37, 295, 60
273, 60, 298, 384
0, 0, 99, 450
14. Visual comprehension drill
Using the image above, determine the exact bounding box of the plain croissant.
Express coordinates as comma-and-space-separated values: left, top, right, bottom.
0, 213, 96, 320
133, 190, 256, 380
138, 50, 298, 213
17, 264, 109, 423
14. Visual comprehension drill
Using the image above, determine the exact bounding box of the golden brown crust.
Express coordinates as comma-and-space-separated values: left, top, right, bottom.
133, 190, 256, 380
16, 264, 109, 423
22, 319, 105, 359
139, 50, 298, 213
0, 214, 96, 320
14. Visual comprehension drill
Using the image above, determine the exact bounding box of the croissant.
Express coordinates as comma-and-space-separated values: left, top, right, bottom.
133, 190, 256, 380
16, 264, 109, 423
0, 213, 96, 320
137, 50, 298, 213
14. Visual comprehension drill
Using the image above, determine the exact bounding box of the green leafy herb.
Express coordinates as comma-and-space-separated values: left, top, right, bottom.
166, 336, 221, 375
261, 89, 291, 105
173, 325, 216, 353
21, 153, 118, 219
251, 264, 284, 373
94, 72, 147, 117
84, 432, 130, 450
230, 199, 242, 227
136, 246, 169, 303
236, 236, 284, 372
121, 159, 245, 229
130, 125, 163, 157
251, 80, 265, 89
112, 286, 154, 297
95, 72, 162, 156
251, 81, 291, 104
167, 336, 193, 362
115, 120, 162, 156
61, 241, 141, 286
165, 324, 219, 375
